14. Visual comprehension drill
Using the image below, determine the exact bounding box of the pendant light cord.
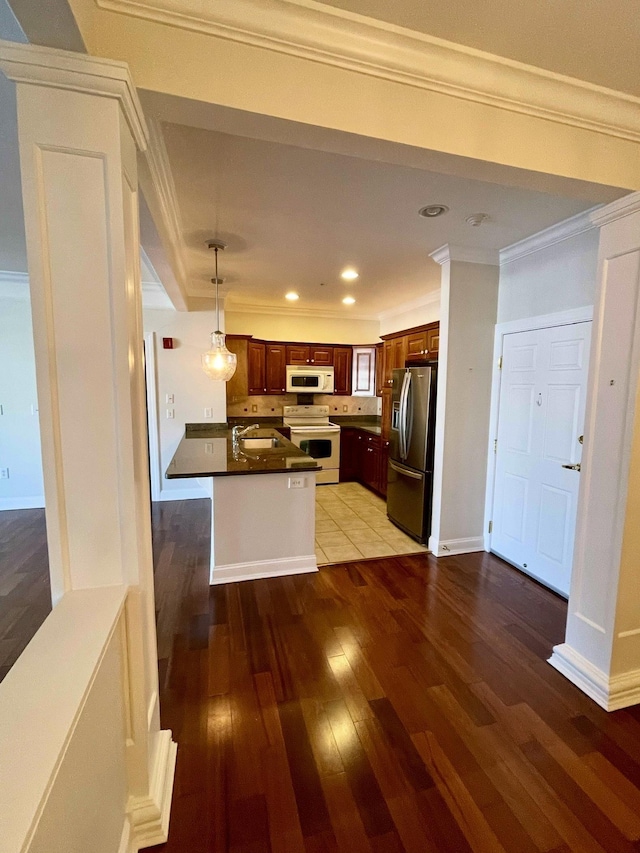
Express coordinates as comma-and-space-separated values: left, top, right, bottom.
214, 246, 221, 333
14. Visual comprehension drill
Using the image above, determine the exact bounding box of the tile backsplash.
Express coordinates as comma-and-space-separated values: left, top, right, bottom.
227, 393, 381, 418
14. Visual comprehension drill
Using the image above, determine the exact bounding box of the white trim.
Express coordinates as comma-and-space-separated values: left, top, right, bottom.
500, 208, 598, 266
157, 485, 209, 501
590, 191, 640, 227
427, 536, 484, 557
0, 39, 148, 151
142, 117, 189, 304
548, 643, 640, 711
128, 729, 177, 850
430, 244, 499, 266
94, 0, 640, 144
144, 333, 162, 502
376, 290, 440, 321
0, 270, 29, 300
0, 496, 46, 511
211, 554, 318, 585
225, 301, 378, 322
483, 307, 594, 554
118, 818, 131, 853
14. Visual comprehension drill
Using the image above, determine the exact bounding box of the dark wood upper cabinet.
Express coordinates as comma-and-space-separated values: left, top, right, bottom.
375, 343, 384, 397
286, 345, 310, 365
333, 347, 352, 395
265, 344, 286, 394
310, 346, 333, 366
426, 326, 439, 355
247, 341, 266, 394
405, 330, 428, 359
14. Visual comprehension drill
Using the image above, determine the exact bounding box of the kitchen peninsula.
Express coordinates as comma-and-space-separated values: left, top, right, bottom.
166, 424, 320, 585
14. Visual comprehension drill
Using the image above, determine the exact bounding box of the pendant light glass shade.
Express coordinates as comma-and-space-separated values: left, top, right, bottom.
201, 240, 237, 381
202, 331, 237, 380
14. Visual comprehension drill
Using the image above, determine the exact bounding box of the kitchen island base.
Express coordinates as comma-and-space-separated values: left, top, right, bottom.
202, 472, 318, 585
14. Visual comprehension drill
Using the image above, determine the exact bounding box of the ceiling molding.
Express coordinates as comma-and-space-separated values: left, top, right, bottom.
0, 39, 148, 150
95, 0, 640, 143
139, 117, 190, 307
225, 301, 378, 322
590, 191, 640, 227
500, 208, 599, 265
0, 270, 29, 300
429, 244, 499, 266
376, 290, 440, 321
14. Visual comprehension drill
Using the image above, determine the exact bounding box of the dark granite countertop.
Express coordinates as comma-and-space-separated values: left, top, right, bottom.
166, 427, 321, 479
332, 417, 382, 436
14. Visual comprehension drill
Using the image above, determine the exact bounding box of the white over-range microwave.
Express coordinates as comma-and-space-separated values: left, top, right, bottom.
285, 365, 334, 394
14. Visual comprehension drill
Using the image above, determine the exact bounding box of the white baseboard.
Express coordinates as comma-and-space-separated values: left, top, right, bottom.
427, 536, 485, 557
548, 643, 640, 711
157, 486, 209, 502
211, 554, 318, 585
0, 495, 45, 510
128, 729, 177, 851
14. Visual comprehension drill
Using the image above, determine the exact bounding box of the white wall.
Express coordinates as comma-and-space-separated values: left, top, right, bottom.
226, 310, 380, 344
0, 286, 44, 509
497, 229, 599, 323
143, 307, 227, 500
378, 292, 440, 337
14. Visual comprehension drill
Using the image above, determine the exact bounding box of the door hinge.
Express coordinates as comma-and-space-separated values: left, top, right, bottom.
488, 520, 493, 534
493, 439, 497, 453
497, 356, 503, 370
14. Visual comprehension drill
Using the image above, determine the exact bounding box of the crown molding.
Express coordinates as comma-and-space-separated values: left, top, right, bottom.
500, 208, 599, 265
376, 290, 440, 321
429, 244, 499, 266
0, 270, 29, 300
0, 39, 148, 151
590, 192, 640, 227
225, 301, 377, 322
95, 0, 640, 143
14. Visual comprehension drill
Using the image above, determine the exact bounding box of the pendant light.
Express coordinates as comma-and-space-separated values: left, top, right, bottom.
201, 239, 237, 381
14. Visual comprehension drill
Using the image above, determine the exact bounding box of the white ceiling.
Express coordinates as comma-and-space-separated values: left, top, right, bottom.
319, 0, 640, 97
161, 118, 612, 316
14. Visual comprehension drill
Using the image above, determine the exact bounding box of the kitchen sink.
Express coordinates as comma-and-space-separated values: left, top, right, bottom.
240, 437, 282, 449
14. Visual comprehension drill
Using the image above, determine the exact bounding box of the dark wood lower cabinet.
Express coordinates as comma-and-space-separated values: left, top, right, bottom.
340, 427, 388, 496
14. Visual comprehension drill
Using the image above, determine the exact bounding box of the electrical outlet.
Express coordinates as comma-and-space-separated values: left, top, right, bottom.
166, 408, 174, 419
166, 394, 174, 404
288, 477, 306, 489
342, 405, 348, 412
204, 442, 213, 454
204, 407, 213, 418
251, 404, 258, 413
0, 468, 9, 480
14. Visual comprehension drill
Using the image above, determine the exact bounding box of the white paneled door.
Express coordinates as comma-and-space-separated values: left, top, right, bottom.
491, 321, 591, 596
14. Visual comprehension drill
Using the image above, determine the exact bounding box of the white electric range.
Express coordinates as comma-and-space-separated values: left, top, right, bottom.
282, 405, 341, 484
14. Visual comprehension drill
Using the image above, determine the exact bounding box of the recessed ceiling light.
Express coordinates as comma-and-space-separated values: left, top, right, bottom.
419, 204, 449, 218
285, 291, 299, 301
341, 268, 359, 281
342, 296, 356, 305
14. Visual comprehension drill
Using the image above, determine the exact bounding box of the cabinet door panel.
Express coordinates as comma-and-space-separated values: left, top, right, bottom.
333, 347, 352, 396
248, 342, 266, 394
426, 326, 439, 355
265, 344, 286, 394
375, 343, 384, 396
310, 346, 333, 366
406, 331, 428, 359
383, 340, 394, 389
286, 345, 310, 365
393, 336, 408, 370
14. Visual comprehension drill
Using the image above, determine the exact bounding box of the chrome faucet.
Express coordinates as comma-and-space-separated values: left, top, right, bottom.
231, 423, 260, 445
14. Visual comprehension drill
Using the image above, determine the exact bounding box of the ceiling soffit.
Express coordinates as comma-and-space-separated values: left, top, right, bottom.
95, 0, 640, 144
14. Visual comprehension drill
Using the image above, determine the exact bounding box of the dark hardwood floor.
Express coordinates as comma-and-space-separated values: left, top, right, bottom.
0, 508, 51, 683
152, 499, 640, 853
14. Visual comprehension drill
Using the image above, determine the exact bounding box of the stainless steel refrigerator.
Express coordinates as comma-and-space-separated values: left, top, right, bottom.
387, 364, 438, 543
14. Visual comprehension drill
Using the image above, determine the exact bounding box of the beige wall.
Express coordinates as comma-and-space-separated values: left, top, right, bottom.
225, 310, 380, 344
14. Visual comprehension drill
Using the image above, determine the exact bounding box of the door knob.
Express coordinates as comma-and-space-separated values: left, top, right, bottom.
562, 463, 581, 471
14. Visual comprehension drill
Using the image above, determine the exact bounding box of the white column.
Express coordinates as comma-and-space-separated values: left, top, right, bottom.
549, 193, 640, 711
0, 41, 175, 847
429, 246, 500, 556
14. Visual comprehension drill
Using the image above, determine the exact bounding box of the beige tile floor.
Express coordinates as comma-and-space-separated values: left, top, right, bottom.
315, 482, 429, 565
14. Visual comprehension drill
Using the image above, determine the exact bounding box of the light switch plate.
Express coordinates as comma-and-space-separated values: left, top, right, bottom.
166, 394, 174, 404
166, 408, 174, 419
204, 407, 213, 418
0, 468, 9, 479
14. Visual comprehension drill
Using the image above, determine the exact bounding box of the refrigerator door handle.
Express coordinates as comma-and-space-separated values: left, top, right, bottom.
389, 460, 423, 480
398, 370, 410, 460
